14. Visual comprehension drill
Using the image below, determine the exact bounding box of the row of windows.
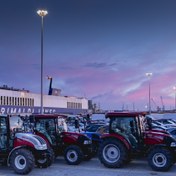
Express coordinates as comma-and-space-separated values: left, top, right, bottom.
67, 102, 82, 109
0, 96, 34, 107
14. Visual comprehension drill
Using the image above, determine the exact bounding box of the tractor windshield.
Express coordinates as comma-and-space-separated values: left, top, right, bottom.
110, 117, 136, 135
110, 116, 139, 148
35, 118, 56, 144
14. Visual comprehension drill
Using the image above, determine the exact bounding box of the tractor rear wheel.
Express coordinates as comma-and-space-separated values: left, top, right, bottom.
98, 139, 128, 168
10, 148, 34, 175
64, 145, 83, 165
148, 148, 173, 171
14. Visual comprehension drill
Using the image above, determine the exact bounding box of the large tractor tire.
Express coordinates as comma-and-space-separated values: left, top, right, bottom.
10, 148, 34, 175
36, 148, 55, 168
148, 148, 173, 171
98, 139, 128, 168
64, 145, 83, 165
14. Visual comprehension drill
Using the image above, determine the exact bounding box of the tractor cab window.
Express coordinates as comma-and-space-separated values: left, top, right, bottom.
138, 115, 147, 132
140, 115, 153, 131
35, 119, 55, 134
9, 115, 23, 133
0, 117, 7, 149
57, 117, 68, 132
111, 117, 135, 134
0, 117, 7, 132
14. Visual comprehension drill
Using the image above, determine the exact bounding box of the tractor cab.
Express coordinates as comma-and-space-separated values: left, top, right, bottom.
107, 112, 146, 151
27, 114, 68, 147
25, 114, 93, 165
0, 114, 25, 155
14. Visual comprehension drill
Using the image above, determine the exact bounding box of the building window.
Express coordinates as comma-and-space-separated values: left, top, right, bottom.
67, 102, 82, 109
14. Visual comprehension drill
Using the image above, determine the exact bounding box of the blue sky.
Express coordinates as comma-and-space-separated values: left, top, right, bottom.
1, 0, 176, 111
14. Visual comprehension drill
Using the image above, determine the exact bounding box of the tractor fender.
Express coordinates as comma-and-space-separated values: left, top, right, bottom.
101, 133, 131, 150
7, 146, 31, 166
147, 144, 171, 154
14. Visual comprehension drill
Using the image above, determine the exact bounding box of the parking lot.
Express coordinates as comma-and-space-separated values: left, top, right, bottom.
0, 157, 176, 176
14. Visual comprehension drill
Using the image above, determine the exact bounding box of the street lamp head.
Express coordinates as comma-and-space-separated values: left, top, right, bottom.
37, 10, 48, 17
145, 72, 153, 77
47, 75, 52, 80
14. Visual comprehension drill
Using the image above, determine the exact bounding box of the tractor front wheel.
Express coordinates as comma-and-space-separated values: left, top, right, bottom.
148, 148, 173, 171
64, 145, 83, 165
10, 148, 34, 175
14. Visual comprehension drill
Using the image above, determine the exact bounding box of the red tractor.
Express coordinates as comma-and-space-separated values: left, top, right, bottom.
98, 112, 176, 171
25, 114, 93, 165
0, 114, 53, 174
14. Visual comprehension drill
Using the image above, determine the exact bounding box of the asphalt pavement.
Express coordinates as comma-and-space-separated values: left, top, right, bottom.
0, 157, 176, 176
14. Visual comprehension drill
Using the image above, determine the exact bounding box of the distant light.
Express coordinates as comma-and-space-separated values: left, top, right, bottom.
37, 10, 48, 17
173, 86, 176, 91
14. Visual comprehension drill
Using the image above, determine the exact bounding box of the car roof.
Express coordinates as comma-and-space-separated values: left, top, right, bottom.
31, 114, 67, 119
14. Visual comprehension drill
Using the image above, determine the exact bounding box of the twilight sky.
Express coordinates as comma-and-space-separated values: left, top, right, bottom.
1, 0, 176, 111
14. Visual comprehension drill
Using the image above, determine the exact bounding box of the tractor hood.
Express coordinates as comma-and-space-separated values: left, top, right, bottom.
15, 133, 47, 150
144, 129, 176, 147
61, 132, 92, 145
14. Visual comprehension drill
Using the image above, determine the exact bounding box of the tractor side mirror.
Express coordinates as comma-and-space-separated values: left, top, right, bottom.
75, 119, 79, 129
146, 117, 152, 130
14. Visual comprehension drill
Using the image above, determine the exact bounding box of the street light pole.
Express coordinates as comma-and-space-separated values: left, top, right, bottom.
37, 9, 48, 114
173, 86, 176, 111
145, 72, 152, 114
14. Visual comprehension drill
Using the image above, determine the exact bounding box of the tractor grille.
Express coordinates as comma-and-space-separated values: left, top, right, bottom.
33, 135, 46, 145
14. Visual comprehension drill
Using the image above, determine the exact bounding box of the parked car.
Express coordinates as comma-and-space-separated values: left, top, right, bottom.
167, 127, 176, 139
146, 115, 176, 129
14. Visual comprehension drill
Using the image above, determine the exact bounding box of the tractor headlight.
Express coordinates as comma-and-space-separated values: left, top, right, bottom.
170, 142, 176, 147
35, 144, 47, 150
84, 140, 92, 145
